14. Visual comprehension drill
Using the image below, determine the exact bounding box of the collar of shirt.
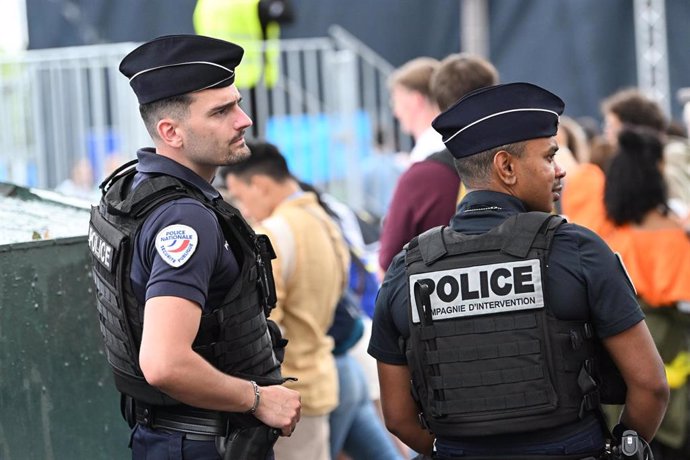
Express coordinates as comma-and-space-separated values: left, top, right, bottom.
451, 190, 528, 234
286, 189, 305, 201
408, 126, 446, 163
135, 148, 221, 201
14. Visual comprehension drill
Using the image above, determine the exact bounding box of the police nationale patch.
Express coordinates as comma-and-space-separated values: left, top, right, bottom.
155, 224, 198, 268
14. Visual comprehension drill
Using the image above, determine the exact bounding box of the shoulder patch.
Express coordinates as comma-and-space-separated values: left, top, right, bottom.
155, 224, 198, 267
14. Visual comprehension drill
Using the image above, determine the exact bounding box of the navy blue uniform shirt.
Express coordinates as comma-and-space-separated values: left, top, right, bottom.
130, 148, 239, 312
367, 190, 643, 453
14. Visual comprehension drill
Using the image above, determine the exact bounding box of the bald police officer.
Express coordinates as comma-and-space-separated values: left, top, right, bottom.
88, 35, 300, 459
368, 83, 669, 459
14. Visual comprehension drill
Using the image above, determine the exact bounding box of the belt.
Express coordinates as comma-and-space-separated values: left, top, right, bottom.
433, 454, 599, 460
135, 404, 229, 441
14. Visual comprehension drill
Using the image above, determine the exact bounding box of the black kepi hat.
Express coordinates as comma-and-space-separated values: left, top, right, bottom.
432, 82, 565, 159
119, 34, 244, 105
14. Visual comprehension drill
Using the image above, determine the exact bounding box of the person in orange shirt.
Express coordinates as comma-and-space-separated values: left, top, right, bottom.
561, 154, 617, 238
602, 127, 690, 459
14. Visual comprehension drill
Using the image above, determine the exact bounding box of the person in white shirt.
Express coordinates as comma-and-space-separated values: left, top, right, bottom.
388, 57, 445, 164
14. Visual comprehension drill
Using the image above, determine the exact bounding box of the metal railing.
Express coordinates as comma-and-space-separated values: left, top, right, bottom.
0, 27, 406, 213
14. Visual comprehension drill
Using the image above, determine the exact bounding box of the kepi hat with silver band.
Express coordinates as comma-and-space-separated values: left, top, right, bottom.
432, 82, 565, 159
119, 34, 244, 105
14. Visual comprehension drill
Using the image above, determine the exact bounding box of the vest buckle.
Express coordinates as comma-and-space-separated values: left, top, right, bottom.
418, 411, 430, 431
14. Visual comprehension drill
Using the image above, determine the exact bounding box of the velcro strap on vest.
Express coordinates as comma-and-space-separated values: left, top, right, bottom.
419, 313, 538, 341
577, 364, 601, 417
218, 291, 258, 324
429, 364, 544, 390
213, 328, 271, 357
195, 292, 258, 346
221, 315, 266, 342
426, 339, 541, 365
435, 389, 550, 415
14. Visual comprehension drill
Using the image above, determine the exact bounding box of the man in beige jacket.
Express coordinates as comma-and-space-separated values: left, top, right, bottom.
222, 141, 349, 460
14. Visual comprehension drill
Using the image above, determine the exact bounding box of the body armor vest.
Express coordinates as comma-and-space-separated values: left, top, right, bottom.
405, 212, 621, 438
88, 161, 286, 409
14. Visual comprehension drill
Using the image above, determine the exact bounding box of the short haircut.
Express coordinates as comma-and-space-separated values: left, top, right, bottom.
387, 57, 440, 100
430, 53, 499, 111
219, 141, 292, 182
139, 93, 194, 139
604, 127, 668, 225
601, 88, 667, 132
454, 141, 526, 189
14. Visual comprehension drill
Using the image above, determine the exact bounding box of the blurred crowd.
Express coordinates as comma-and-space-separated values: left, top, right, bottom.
55, 43, 690, 459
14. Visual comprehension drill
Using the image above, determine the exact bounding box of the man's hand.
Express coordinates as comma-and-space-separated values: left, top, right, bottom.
253, 384, 301, 437
377, 362, 435, 455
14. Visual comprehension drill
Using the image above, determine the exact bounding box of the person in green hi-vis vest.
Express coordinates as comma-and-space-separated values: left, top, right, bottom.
194, 0, 294, 136
194, 0, 287, 89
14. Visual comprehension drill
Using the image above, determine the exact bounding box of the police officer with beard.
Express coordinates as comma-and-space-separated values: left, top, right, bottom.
88, 35, 300, 459
367, 83, 669, 459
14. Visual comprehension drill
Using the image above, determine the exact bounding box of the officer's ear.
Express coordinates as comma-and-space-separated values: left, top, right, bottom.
156, 118, 183, 148
493, 150, 517, 186
248, 174, 274, 196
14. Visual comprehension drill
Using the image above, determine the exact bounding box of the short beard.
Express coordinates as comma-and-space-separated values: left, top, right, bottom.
228, 143, 251, 163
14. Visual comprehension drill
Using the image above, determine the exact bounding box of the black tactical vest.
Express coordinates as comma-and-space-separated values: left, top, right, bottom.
88, 160, 286, 409
405, 212, 619, 438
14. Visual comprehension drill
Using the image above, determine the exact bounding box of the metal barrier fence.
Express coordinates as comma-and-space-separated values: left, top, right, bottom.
0, 26, 408, 214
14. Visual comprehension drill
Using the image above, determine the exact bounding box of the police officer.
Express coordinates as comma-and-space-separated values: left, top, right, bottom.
367, 83, 669, 459
88, 35, 300, 459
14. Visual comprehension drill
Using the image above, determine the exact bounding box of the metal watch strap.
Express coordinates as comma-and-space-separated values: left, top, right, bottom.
245, 380, 261, 414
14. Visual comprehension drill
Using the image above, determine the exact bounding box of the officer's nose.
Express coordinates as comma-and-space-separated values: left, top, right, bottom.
235, 106, 253, 131
555, 160, 566, 180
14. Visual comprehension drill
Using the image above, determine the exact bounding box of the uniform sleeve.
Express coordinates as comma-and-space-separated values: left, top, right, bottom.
569, 224, 644, 338
368, 254, 409, 365
136, 198, 225, 308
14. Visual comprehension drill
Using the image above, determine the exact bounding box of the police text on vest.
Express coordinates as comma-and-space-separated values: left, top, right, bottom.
88, 225, 114, 271
409, 259, 544, 323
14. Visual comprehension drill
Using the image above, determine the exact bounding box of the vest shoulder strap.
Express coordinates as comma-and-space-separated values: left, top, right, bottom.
406, 212, 566, 267
500, 212, 565, 258
415, 225, 448, 265
106, 174, 187, 217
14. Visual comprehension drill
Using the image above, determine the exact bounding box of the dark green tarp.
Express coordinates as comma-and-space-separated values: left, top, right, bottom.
0, 236, 129, 459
